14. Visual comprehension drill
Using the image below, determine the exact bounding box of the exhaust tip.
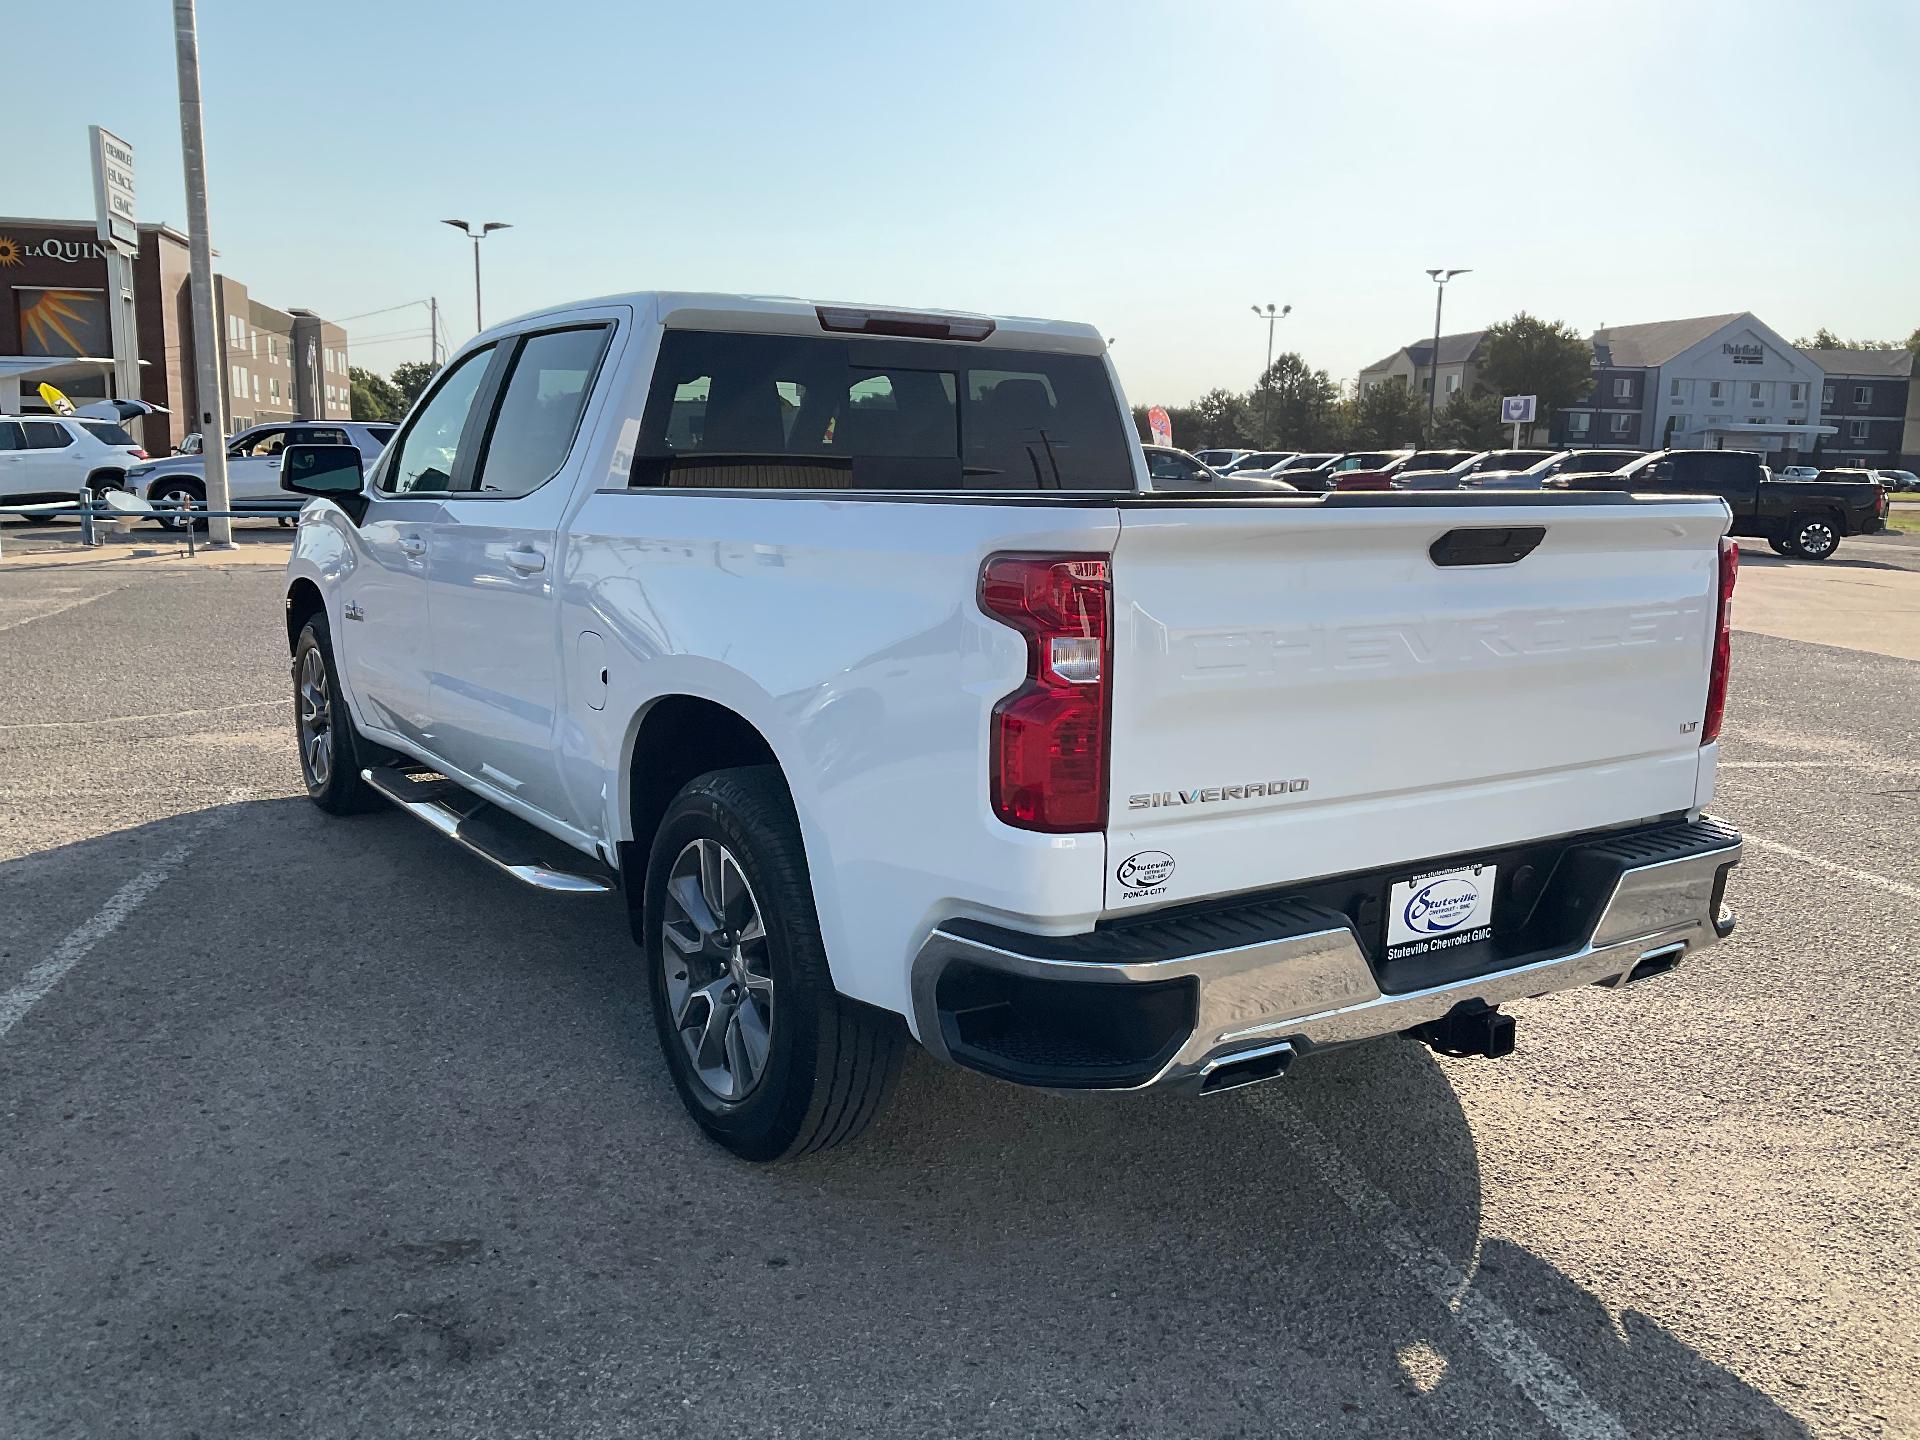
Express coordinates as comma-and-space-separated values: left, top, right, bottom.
1198, 1042, 1294, 1095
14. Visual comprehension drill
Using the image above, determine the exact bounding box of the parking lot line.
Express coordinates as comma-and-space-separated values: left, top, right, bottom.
1265, 1093, 1629, 1440
1743, 832, 1920, 906
0, 697, 282, 733
0, 589, 116, 634
0, 794, 246, 1042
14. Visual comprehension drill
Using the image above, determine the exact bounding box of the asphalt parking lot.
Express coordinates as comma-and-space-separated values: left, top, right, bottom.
1, 520, 1916, 1440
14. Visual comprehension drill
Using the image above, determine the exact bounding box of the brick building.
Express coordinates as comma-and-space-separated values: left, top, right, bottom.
0, 215, 349, 452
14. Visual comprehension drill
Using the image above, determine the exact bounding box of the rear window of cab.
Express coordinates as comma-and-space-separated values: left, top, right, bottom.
632, 330, 1133, 492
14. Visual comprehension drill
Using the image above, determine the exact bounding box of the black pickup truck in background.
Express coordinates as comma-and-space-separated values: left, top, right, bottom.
1562, 449, 1888, 560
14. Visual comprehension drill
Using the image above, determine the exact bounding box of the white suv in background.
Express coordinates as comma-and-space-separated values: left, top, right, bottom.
125, 420, 397, 526
0, 416, 149, 513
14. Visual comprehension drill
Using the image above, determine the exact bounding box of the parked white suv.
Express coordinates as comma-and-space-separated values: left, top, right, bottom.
126, 420, 396, 526
0, 415, 148, 513
279, 291, 1744, 1161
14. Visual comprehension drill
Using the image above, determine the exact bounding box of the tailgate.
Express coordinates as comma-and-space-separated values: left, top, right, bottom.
1104, 498, 1728, 911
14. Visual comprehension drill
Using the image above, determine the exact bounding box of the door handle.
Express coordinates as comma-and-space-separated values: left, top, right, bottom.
398, 535, 427, 558
503, 547, 546, 575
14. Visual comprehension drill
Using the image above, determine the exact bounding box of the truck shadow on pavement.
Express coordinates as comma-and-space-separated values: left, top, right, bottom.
0, 798, 1815, 1440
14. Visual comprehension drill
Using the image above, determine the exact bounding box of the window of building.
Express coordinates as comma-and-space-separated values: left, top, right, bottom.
252, 375, 260, 402
1749, 382, 1763, 402
1672, 414, 1689, 433
1789, 383, 1804, 403
1709, 381, 1724, 403
1822, 383, 1836, 407
1608, 413, 1633, 437
1566, 412, 1591, 436
1849, 419, 1869, 441
1445, 373, 1459, 394
270, 377, 280, 401
1612, 377, 1632, 399
1669, 378, 1683, 399
1853, 385, 1872, 407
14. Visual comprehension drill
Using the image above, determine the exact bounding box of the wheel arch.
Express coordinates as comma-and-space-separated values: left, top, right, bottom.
285, 577, 327, 654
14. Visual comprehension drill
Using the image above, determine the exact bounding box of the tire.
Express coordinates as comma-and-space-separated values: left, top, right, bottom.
643, 767, 905, 1162
1767, 536, 1792, 556
1784, 512, 1840, 561
292, 615, 384, 815
155, 477, 207, 532
86, 471, 124, 498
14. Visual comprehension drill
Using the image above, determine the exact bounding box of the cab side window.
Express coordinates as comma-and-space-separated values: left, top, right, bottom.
469, 327, 609, 498
380, 346, 495, 495
0, 421, 21, 451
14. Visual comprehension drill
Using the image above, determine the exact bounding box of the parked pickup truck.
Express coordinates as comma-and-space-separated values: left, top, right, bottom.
1565, 448, 1886, 560
278, 292, 1744, 1161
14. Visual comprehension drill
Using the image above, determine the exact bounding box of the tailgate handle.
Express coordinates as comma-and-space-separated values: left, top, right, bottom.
1429, 526, 1546, 567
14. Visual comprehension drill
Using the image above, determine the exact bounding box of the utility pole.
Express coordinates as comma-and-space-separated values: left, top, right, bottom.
429, 296, 441, 366
442, 220, 510, 332
171, 0, 232, 548
1424, 269, 1471, 434
1249, 303, 1292, 444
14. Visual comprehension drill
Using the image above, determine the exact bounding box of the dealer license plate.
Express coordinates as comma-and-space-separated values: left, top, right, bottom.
1385, 863, 1497, 963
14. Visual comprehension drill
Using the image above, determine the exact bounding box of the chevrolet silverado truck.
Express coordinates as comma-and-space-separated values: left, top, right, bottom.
1567, 448, 1886, 560
278, 292, 1744, 1161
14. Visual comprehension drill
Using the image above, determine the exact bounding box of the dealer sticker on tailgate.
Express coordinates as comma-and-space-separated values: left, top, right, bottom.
1386, 864, 1496, 961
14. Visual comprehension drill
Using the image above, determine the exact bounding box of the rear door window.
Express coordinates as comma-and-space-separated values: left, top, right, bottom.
22, 421, 75, 450
469, 325, 611, 497
633, 330, 1130, 491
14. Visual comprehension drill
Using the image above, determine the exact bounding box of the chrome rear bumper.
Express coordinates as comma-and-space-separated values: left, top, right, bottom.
911, 817, 1741, 1092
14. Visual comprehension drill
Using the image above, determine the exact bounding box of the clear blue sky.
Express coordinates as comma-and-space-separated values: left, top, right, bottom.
10, 0, 1917, 406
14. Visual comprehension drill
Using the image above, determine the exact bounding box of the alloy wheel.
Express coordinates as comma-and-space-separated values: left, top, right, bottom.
661, 837, 774, 1102
1798, 522, 1836, 557
297, 646, 333, 788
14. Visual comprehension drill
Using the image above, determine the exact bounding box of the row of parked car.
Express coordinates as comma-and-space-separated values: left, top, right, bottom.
0, 417, 397, 528
1143, 443, 1899, 560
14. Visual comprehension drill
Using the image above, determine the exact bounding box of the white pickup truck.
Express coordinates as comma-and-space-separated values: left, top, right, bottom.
279, 292, 1743, 1161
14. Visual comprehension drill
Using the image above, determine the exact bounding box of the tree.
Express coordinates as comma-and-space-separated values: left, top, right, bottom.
389, 360, 442, 413
1344, 377, 1429, 448
349, 365, 403, 422
1479, 314, 1594, 439
1429, 389, 1505, 449
1254, 352, 1340, 448
1909, 326, 1920, 359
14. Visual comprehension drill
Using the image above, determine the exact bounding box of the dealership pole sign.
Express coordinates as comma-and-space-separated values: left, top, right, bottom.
1500, 393, 1536, 446
89, 126, 138, 256
1147, 405, 1172, 449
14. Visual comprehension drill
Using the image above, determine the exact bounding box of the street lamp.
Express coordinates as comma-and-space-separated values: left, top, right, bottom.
443, 219, 511, 332
1424, 268, 1471, 431
1249, 303, 1292, 443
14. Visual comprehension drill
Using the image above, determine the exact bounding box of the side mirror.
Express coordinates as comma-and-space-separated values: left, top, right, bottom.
283, 443, 364, 498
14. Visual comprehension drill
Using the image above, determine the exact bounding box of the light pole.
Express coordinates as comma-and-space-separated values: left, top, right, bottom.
1249, 303, 1292, 443
171, 0, 233, 549
443, 219, 511, 332
1424, 268, 1470, 432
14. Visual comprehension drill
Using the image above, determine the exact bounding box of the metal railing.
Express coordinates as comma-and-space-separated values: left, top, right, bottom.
0, 485, 296, 558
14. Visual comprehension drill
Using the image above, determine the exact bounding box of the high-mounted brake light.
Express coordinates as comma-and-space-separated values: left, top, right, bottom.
979, 554, 1111, 832
1702, 536, 1738, 745
815, 305, 996, 342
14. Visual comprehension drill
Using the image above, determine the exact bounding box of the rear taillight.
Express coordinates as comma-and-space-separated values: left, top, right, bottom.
1702, 536, 1738, 745
131, 448, 149, 459
979, 554, 1111, 832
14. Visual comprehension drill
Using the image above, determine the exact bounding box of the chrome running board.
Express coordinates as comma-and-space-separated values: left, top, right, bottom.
361, 765, 615, 894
